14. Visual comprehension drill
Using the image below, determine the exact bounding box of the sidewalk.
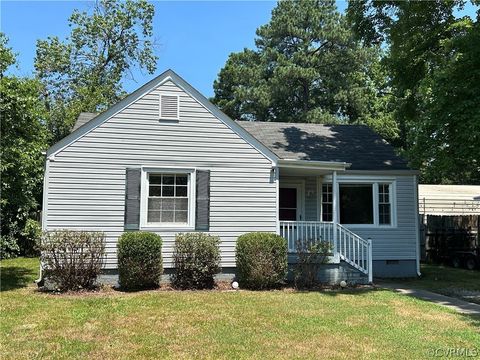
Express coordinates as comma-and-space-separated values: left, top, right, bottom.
378, 282, 480, 316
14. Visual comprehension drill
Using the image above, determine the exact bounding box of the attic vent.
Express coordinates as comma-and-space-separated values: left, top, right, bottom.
160, 94, 179, 120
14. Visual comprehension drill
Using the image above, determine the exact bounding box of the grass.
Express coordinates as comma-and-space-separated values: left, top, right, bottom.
395, 263, 480, 304
1, 258, 479, 359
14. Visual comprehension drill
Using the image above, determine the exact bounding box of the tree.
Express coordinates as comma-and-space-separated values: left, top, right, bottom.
412, 19, 480, 183
347, 1, 480, 183
35, 0, 158, 143
0, 33, 48, 257
213, 0, 397, 141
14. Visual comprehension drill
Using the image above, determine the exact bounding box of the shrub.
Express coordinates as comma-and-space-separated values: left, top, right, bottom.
117, 232, 163, 290
21, 219, 42, 257
40, 230, 105, 291
171, 233, 221, 289
293, 239, 332, 289
0, 234, 20, 260
236, 232, 287, 289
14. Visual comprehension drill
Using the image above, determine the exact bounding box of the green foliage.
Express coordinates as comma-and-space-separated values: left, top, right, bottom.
213, 0, 394, 140
347, 1, 480, 183
40, 230, 106, 291
117, 232, 163, 290
20, 219, 42, 257
411, 19, 480, 183
0, 33, 15, 75
35, 0, 157, 143
0, 235, 20, 260
235, 232, 288, 290
0, 34, 49, 257
293, 239, 332, 289
171, 233, 221, 290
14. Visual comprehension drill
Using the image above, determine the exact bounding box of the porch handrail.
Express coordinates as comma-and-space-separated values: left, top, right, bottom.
335, 223, 372, 282
279, 221, 373, 283
279, 221, 336, 253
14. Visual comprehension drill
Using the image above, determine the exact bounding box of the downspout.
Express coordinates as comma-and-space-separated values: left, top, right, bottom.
414, 175, 421, 277
332, 171, 338, 256
274, 165, 280, 235
35, 152, 51, 286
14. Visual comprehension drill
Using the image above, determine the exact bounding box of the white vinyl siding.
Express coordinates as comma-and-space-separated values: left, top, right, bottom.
45, 80, 276, 269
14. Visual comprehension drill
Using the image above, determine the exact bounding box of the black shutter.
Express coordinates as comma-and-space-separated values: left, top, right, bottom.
124, 168, 141, 230
195, 170, 210, 231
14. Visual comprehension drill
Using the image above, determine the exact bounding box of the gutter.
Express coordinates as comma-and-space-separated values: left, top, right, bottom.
277, 159, 351, 171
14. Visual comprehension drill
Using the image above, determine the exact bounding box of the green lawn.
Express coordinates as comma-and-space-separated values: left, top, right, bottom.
395, 263, 480, 304
1, 258, 479, 359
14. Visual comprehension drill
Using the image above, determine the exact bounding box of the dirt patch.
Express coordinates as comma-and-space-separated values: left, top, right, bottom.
36, 280, 375, 298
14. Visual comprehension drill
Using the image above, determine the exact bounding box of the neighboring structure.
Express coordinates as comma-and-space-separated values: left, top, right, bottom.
419, 185, 480, 216
419, 185, 480, 267
42, 69, 421, 283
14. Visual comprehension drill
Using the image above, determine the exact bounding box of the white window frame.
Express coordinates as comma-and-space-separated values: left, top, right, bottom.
378, 183, 393, 226
321, 176, 397, 228
140, 167, 196, 230
159, 93, 180, 120
320, 182, 333, 222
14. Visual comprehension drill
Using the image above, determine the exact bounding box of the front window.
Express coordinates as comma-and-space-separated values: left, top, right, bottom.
321, 182, 394, 226
378, 183, 391, 225
147, 173, 189, 225
322, 184, 333, 222
339, 184, 374, 224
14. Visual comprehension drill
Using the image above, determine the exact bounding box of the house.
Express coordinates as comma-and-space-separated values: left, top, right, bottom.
42, 69, 421, 284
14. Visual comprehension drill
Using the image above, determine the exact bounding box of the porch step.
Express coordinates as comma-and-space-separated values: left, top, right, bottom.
287, 259, 369, 285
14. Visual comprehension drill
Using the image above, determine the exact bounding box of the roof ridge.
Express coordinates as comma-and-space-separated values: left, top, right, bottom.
236, 120, 368, 127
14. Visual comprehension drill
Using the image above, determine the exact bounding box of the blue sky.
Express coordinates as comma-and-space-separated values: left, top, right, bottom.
1, 1, 476, 97
0, 0, 347, 97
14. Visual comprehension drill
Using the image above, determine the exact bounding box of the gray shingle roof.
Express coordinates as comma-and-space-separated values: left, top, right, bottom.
238, 121, 411, 170
72, 112, 98, 131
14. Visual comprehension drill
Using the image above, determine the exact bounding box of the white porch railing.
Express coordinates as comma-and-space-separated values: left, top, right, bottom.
279, 221, 373, 283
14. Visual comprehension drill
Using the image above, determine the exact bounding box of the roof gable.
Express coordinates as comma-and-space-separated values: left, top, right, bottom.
46, 69, 278, 162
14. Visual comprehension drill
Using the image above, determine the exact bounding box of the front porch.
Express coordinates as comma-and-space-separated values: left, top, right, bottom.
275, 160, 374, 283
279, 220, 372, 283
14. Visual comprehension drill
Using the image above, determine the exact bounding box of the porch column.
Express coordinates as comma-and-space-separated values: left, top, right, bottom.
332, 170, 338, 254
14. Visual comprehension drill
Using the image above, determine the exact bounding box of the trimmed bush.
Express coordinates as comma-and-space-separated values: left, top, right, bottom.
171, 233, 221, 289
236, 232, 287, 289
293, 239, 332, 289
40, 230, 106, 291
117, 232, 163, 290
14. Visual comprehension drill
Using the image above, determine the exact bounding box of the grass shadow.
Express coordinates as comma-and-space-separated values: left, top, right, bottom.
1, 265, 37, 291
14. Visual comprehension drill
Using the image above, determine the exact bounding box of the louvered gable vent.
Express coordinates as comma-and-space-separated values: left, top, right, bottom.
160, 94, 179, 119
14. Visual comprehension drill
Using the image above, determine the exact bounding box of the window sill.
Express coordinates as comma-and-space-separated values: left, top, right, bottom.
140, 224, 195, 231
